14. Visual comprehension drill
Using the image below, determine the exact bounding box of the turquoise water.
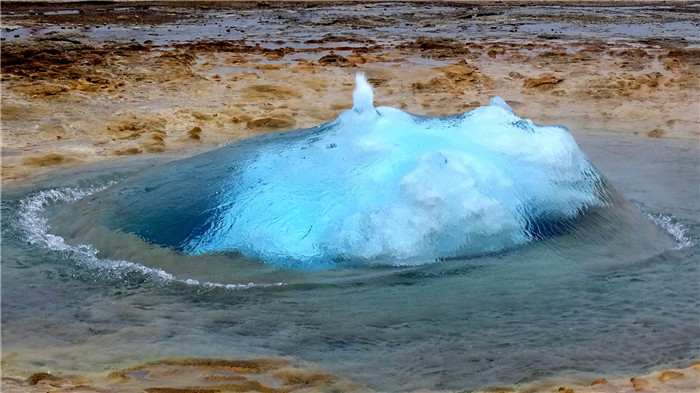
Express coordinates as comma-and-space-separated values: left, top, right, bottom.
76, 87, 616, 271
2, 127, 698, 390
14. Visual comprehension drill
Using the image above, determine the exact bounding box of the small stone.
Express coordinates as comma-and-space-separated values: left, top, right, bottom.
523, 74, 564, 91
590, 378, 607, 386
318, 53, 349, 66
189, 126, 202, 140
192, 111, 212, 120
630, 377, 651, 391
658, 370, 684, 382
28, 372, 62, 385
646, 128, 665, 138
246, 114, 295, 129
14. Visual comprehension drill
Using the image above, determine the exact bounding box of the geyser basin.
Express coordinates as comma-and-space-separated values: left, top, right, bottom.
63, 73, 657, 270
3, 75, 697, 392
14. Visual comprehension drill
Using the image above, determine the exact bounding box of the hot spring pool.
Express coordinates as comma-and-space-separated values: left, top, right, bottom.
1, 76, 698, 391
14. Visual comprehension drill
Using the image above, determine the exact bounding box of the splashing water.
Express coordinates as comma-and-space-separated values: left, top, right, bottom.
15, 186, 282, 290
95, 73, 617, 270
352, 72, 376, 114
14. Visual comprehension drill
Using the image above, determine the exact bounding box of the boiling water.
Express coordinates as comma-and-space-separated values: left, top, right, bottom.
1, 78, 698, 391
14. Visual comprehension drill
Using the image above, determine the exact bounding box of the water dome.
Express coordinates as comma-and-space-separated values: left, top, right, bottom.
76, 74, 615, 270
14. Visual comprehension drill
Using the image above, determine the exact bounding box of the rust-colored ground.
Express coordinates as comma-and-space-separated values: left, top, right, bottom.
2, 1, 698, 183
2, 358, 699, 393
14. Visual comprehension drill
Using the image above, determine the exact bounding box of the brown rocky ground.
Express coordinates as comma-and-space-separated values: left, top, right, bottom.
1, 357, 373, 393
2, 1, 699, 184
1, 358, 699, 393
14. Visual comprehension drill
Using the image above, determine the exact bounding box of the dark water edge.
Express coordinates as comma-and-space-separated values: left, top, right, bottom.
1, 132, 698, 392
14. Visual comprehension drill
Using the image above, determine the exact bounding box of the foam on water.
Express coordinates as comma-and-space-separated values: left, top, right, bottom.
15, 186, 282, 290
646, 213, 694, 249
176, 74, 609, 269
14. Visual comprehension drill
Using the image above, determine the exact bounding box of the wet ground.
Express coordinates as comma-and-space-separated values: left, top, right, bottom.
1, 1, 699, 183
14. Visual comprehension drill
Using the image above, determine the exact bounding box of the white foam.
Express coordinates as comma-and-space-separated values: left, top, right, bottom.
646, 213, 693, 249
183, 73, 609, 269
352, 72, 375, 113
15, 185, 283, 290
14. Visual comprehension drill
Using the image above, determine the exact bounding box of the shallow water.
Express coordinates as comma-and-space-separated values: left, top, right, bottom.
2, 3, 698, 46
2, 120, 699, 392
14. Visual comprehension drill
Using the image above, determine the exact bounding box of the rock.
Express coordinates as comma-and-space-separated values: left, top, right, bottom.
231, 115, 253, 124
630, 377, 651, 391
107, 114, 167, 140
10, 83, 69, 97
69, 76, 124, 93
254, 63, 289, 70
305, 33, 376, 45
318, 53, 349, 66
28, 372, 63, 385
142, 130, 167, 152
397, 37, 469, 59
1, 32, 97, 79
191, 111, 212, 120
106, 357, 369, 392
22, 153, 74, 167
242, 84, 302, 100
647, 128, 665, 138
664, 48, 700, 65
411, 76, 452, 93
413, 62, 493, 94
156, 50, 196, 67
246, 114, 295, 129
438, 61, 493, 89
487, 45, 506, 58
661, 57, 682, 70
2, 32, 95, 59
590, 378, 607, 386
189, 126, 202, 140
536, 48, 572, 63
523, 74, 564, 91
658, 370, 684, 382
112, 147, 143, 156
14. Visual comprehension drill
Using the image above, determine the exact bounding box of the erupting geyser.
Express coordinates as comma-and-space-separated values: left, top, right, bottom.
100, 73, 613, 269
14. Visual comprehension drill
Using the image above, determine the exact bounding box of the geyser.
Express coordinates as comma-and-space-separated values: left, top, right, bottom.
96, 73, 613, 269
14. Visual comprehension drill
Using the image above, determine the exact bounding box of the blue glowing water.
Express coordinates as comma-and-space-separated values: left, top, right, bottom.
101, 74, 612, 269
